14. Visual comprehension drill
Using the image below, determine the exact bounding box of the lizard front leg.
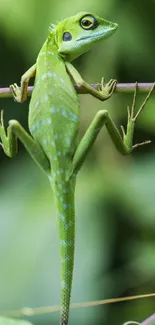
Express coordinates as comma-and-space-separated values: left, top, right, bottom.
0, 111, 50, 175
66, 61, 116, 101
69, 83, 155, 177
10, 64, 36, 103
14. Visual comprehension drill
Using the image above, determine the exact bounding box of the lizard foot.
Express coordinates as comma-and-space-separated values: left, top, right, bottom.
97, 77, 117, 100
10, 83, 22, 103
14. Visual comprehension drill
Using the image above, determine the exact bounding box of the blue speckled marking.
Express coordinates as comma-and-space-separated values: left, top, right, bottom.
64, 203, 71, 210
61, 256, 71, 263
58, 213, 65, 221
50, 106, 55, 113
66, 138, 71, 146
65, 221, 73, 230
62, 110, 68, 117
60, 77, 65, 84
61, 280, 69, 290
47, 118, 52, 125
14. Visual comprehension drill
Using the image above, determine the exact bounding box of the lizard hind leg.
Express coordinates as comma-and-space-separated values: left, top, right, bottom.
0, 110, 17, 157
0, 111, 50, 175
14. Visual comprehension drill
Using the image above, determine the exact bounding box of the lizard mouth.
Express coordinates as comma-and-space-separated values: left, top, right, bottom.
76, 26, 118, 42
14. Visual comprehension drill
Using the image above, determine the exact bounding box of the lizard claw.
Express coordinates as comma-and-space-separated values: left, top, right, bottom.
0, 110, 4, 127
132, 140, 151, 150
97, 77, 105, 91
0, 142, 4, 149
10, 83, 22, 102
104, 78, 117, 95
123, 82, 155, 151
0, 110, 5, 150
98, 77, 117, 100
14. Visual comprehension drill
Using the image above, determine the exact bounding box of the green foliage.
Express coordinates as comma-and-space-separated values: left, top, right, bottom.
0, 318, 33, 325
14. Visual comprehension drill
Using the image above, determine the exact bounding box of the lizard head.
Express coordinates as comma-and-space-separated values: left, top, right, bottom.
54, 12, 118, 61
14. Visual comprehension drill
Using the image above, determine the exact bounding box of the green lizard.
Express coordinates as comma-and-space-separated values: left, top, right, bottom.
0, 12, 154, 325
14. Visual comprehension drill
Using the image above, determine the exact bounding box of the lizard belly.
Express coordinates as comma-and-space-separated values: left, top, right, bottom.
28, 75, 80, 174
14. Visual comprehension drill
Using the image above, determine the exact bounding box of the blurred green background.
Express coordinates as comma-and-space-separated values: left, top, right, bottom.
0, 0, 155, 324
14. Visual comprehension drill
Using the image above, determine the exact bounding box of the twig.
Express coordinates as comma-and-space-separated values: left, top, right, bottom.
0, 83, 155, 99
0, 292, 155, 318
141, 314, 155, 325
123, 314, 155, 325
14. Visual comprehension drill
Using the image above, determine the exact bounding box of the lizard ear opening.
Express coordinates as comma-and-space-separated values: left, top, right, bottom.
63, 32, 72, 41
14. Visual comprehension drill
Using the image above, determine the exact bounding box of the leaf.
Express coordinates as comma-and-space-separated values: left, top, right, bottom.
0, 317, 33, 325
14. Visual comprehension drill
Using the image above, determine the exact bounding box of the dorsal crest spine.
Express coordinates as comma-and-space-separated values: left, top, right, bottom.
48, 23, 56, 33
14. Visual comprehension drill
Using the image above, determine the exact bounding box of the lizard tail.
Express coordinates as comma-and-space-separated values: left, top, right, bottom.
55, 184, 75, 325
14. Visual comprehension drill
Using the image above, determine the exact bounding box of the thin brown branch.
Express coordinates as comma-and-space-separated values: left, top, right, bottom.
123, 314, 155, 325
141, 314, 155, 325
0, 292, 155, 318
0, 83, 155, 99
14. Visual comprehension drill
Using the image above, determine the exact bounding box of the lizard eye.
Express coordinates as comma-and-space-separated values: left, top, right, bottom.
80, 15, 99, 30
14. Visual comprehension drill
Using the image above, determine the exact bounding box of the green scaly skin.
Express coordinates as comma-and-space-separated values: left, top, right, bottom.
29, 31, 80, 325
0, 12, 154, 325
